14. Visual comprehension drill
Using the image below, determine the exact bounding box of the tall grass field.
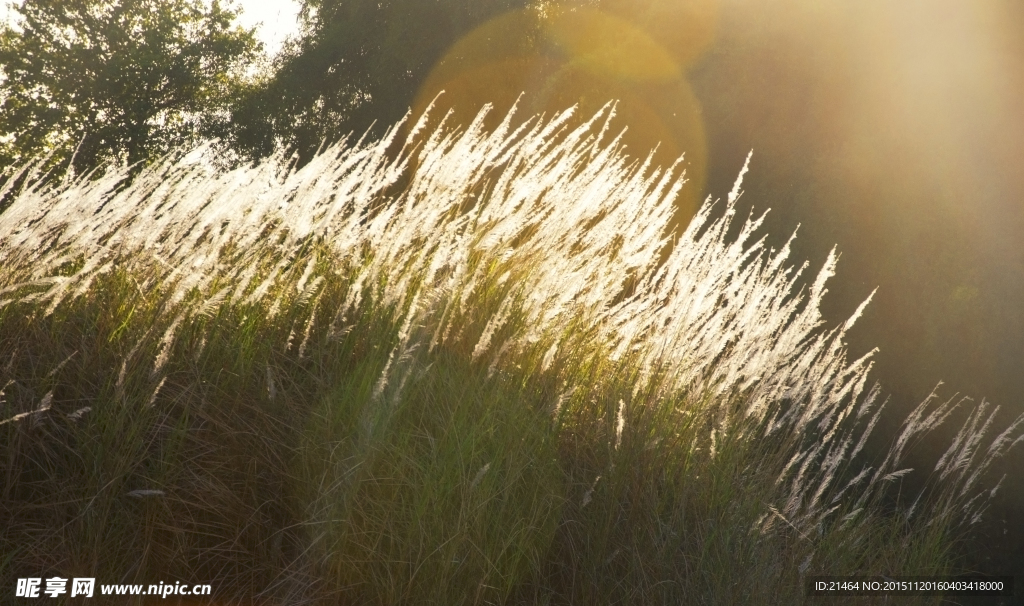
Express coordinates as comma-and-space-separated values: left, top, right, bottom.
1, 104, 1020, 604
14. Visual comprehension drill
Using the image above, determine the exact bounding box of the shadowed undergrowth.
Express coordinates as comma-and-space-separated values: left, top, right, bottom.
0, 104, 1020, 604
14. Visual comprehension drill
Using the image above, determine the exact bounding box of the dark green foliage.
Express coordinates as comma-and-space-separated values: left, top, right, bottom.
0, 0, 261, 177
0, 256, 952, 605
0, 261, 566, 604
230, 0, 530, 164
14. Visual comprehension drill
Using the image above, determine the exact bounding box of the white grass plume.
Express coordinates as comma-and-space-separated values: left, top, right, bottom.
1, 102, 1020, 538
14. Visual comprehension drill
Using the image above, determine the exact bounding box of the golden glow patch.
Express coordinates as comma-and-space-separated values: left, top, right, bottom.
411, 1, 719, 226
544, 8, 681, 82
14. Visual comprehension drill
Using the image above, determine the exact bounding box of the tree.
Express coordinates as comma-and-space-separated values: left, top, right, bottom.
0, 0, 261, 177
230, 0, 530, 164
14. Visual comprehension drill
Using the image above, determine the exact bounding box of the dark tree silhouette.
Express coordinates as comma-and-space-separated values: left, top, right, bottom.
230, 0, 530, 164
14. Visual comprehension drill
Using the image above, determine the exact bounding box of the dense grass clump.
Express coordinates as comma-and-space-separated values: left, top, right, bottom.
1, 104, 1020, 604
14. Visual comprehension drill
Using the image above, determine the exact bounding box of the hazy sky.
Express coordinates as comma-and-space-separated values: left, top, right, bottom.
233, 0, 301, 54
0, 0, 302, 56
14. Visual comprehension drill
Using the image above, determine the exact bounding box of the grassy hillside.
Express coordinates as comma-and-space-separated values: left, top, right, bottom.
0, 104, 1019, 604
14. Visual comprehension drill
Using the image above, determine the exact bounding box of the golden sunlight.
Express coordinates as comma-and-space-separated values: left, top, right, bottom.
412, 0, 720, 230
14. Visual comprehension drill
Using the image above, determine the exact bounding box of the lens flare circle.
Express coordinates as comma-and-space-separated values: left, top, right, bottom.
412, 2, 717, 225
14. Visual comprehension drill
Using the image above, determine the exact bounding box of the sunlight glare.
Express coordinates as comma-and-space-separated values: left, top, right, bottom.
412, 0, 720, 229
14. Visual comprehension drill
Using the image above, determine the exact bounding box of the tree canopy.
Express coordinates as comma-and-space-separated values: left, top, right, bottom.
230, 0, 531, 164
0, 0, 261, 176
